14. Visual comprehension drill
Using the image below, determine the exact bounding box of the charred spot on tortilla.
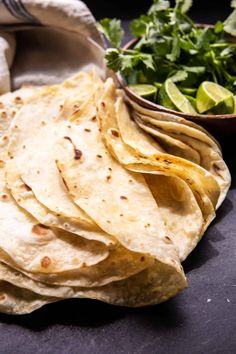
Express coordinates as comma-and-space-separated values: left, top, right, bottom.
14, 96, 23, 104
1, 194, 8, 201
41, 256, 51, 268
165, 236, 172, 243
0, 293, 6, 301
110, 129, 119, 138
120, 196, 128, 200
63, 136, 83, 160
1, 111, 6, 118
163, 159, 172, 165
21, 182, 32, 191
32, 224, 51, 236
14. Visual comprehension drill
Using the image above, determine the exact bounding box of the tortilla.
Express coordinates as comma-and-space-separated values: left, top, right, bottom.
7, 74, 114, 246
0, 70, 229, 313
0, 280, 57, 315
0, 259, 186, 310
134, 114, 230, 207
94, 78, 219, 256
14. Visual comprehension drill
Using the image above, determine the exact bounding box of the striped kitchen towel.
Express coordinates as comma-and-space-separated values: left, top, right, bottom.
0, 0, 105, 93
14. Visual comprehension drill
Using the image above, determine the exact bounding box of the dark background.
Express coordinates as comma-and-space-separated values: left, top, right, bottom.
85, 0, 232, 22
0, 1, 236, 354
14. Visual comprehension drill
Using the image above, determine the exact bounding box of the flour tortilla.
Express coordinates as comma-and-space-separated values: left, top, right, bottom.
0, 86, 40, 162
134, 118, 202, 165
134, 114, 230, 207
54, 121, 182, 268
145, 174, 203, 260
0, 280, 57, 314
0, 258, 186, 311
0, 71, 228, 313
0, 178, 109, 274
5, 158, 115, 247
0, 84, 153, 288
95, 79, 218, 252
1, 243, 153, 287
112, 91, 220, 209
0, 85, 110, 279
7, 73, 114, 246
125, 94, 221, 151
51, 80, 186, 298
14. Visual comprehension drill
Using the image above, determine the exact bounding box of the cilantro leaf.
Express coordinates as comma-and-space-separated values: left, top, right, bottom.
138, 53, 155, 71
130, 15, 150, 37
175, 0, 193, 13
97, 18, 124, 48
214, 21, 224, 34
105, 49, 122, 71
148, 0, 170, 15
166, 36, 180, 61
168, 70, 188, 82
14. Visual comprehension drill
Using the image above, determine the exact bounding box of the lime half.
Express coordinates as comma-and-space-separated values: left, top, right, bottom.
128, 84, 157, 101
158, 79, 197, 114
196, 81, 234, 114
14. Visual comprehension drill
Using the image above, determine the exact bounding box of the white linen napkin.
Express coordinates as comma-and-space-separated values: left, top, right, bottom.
0, 0, 106, 93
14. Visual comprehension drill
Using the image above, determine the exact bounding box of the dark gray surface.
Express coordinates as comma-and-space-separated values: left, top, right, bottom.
1, 3, 236, 354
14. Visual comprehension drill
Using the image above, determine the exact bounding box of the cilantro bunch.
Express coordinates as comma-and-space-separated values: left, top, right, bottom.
98, 0, 236, 93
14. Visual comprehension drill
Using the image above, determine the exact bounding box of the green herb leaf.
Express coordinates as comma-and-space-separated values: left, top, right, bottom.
148, 0, 170, 15
182, 66, 206, 74
166, 36, 180, 61
168, 70, 188, 82
214, 21, 224, 34
175, 0, 193, 13
105, 49, 122, 71
196, 27, 214, 50
97, 18, 124, 48
138, 53, 156, 71
130, 15, 150, 37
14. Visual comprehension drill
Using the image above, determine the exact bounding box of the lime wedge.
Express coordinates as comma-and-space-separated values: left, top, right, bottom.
234, 96, 236, 114
206, 95, 235, 115
185, 95, 197, 111
196, 81, 234, 114
158, 79, 197, 114
180, 87, 197, 96
128, 84, 157, 101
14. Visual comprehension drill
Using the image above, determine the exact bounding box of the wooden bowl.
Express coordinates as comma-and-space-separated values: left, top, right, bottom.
118, 34, 236, 136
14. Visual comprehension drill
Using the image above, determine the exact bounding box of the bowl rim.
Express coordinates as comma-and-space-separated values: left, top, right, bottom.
120, 29, 236, 121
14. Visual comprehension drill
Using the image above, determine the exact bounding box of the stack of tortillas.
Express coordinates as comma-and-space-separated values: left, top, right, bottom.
0, 70, 230, 314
